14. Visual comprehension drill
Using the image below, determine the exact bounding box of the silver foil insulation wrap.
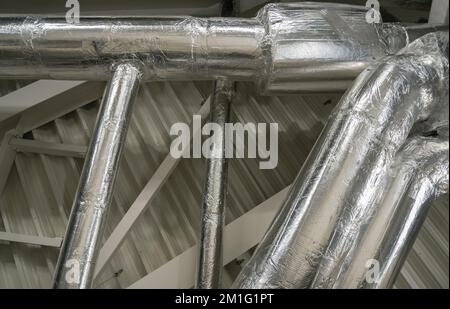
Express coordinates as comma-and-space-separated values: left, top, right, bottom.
232, 32, 449, 289
0, 2, 445, 93
313, 79, 450, 289
53, 62, 142, 288
196, 80, 234, 289
257, 2, 387, 93
361, 136, 448, 289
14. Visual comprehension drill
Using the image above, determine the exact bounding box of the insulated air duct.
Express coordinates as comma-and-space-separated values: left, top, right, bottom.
196, 80, 234, 289
232, 32, 449, 289
53, 62, 142, 288
0, 3, 445, 93
331, 135, 448, 289
362, 142, 448, 289
312, 94, 450, 289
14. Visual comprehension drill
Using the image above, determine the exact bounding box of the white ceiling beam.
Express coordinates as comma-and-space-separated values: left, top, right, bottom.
0, 231, 63, 248
0, 131, 17, 196
0, 81, 99, 286
94, 97, 211, 278
429, 0, 449, 24
0, 80, 104, 137
0, 81, 84, 121
0, 80, 103, 196
127, 186, 290, 289
15, 82, 104, 135
9, 137, 87, 158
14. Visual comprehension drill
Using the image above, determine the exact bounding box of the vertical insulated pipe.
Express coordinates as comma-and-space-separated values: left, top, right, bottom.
196, 80, 233, 289
53, 62, 142, 289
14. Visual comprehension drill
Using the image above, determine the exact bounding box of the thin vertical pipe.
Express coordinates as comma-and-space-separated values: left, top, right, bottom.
196, 80, 233, 289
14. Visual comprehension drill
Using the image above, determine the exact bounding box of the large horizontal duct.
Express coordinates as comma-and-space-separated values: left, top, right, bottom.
232, 31, 449, 289
0, 2, 446, 93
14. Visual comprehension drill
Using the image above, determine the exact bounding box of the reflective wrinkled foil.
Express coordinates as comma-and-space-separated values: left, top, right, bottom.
53, 62, 142, 289
0, 15, 264, 81
314, 88, 450, 289
362, 136, 448, 289
232, 32, 449, 289
0, 2, 445, 93
196, 80, 234, 289
313, 135, 448, 289
257, 2, 387, 94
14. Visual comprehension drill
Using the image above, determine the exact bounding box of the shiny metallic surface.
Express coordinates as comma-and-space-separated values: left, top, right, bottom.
196, 80, 233, 289
0, 2, 444, 93
258, 3, 386, 94
394, 193, 448, 289
0, 16, 263, 81
311, 33, 450, 289
378, 24, 449, 54
315, 135, 448, 289
53, 62, 142, 289
315, 86, 450, 289
232, 32, 449, 289
405, 24, 450, 45
364, 138, 449, 289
